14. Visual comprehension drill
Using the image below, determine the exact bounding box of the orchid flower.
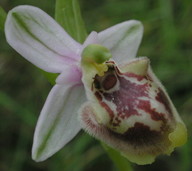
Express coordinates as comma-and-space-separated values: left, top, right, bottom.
5, 5, 187, 165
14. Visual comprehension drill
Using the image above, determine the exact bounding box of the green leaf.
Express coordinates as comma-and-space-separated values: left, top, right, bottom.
102, 143, 133, 171
55, 0, 87, 43
0, 6, 7, 31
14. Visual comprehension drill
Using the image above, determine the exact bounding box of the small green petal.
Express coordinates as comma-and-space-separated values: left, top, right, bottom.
81, 44, 112, 65
81, 44, 112, 76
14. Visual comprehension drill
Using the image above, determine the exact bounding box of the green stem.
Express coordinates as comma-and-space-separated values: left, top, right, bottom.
179, 134, 192, 171
102, 143, 133, 171
55, 0, 87, 43
0, 6, 7, 31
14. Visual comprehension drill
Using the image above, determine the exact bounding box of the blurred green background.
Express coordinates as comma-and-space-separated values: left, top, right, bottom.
0, 0, 192, 171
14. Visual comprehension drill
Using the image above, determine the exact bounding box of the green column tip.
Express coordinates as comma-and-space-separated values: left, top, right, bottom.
81, 44, 112, 64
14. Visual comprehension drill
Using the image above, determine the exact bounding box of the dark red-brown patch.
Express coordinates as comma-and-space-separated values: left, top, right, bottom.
93, 75, 102, 90
111, 117, 121, 127
95, 91, 102, 101
100, 101, 115, 119
156, 88, 173, 117
92, 62, 173, 130
109, 122, 161, 145
103, 75, 148, 119
110, 116, 121, 127
102, 74, 117, 90
93, 64, 151, 127
138, 100, 166, 122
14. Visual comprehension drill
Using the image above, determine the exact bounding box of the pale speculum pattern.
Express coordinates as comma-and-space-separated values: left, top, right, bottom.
92, 61, 176, 147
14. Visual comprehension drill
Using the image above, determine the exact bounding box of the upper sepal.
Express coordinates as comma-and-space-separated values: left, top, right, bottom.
79, 57, 187, 165
5, 5, 81, 73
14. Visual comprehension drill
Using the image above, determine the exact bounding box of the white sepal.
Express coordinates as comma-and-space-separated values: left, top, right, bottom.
32, 84, 86, 161
5, 5, 81, 73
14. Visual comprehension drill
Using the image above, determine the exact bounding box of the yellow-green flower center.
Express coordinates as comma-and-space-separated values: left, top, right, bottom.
81, 44, 112, 76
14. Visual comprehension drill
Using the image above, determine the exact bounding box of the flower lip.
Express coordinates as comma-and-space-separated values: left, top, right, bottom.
80, 57, 187, 165
91, 60, 175, 132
